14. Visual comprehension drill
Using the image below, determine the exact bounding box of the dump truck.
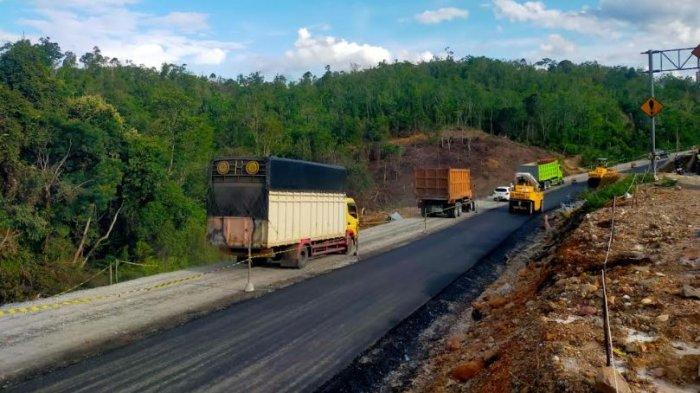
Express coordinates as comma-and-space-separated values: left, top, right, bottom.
414, 168, 475, 218
517, 158, 564, 189
587, 158, 620, 188
206, 156, 359, 268
508, 172, 544, 214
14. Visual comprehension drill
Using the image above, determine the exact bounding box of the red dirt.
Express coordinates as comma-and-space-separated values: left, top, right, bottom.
360, 129, 571, 213
408, 182, 700, 392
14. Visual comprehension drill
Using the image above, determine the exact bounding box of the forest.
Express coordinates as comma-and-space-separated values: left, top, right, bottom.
1, 38, 698, 302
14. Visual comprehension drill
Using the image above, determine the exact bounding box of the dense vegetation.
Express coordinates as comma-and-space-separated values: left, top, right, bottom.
1, 38, 698, 302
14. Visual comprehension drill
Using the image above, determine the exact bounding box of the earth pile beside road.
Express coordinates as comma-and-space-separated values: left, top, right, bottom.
405, 179, 699, 392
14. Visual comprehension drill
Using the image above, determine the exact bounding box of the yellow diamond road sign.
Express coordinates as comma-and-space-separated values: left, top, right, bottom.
692, 44, 700, 59
640, 97, 664, 118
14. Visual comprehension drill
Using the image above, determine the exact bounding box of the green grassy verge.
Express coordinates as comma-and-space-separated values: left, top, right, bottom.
580, 173, 654, 210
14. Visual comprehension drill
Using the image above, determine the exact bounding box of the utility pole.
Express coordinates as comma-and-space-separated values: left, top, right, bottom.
647, 51, 657, 176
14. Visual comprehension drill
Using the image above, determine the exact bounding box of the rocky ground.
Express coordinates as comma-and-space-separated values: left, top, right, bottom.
405, 178, 699, 392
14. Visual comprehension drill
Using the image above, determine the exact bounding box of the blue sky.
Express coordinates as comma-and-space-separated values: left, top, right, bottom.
0, 1, 697, 78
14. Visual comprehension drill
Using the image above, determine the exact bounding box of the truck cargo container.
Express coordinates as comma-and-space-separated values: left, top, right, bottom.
517, 158, 563, 189
206, 156, 359, 268
414, 168, 475, 218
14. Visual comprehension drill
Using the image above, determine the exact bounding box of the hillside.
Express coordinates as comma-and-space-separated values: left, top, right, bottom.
361, 129, 568, 214
0, 37, 698, 303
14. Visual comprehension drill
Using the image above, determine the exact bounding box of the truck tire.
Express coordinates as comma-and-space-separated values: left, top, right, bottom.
471, 201, 476, 212
528, 201, 534, 215
345, 236, 356, 256
544, 180, 550, 189
453, 203, 461, 218
295, 247, 310, 269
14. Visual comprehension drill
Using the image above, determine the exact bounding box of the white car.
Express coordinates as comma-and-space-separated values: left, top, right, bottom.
493, 186, 511, 201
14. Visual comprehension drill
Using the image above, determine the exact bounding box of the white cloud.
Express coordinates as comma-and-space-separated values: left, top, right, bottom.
493, 0, 620, 36
280, 28, 436, 74
17, 1, 241, 67
492, 0, 700, 70
284, 28, 391, 70
397, 49, 436, 63
598, 0, 700, 46
539, 34, 576, 56
414, 7, 469, 24
0, 29, 22, 43
148, 12, 210, 33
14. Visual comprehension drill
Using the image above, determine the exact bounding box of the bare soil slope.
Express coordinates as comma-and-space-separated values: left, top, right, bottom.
361, 130, 574, 215
408, 181, 699, 392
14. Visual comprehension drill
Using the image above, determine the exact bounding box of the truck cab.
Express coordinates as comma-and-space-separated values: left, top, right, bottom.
345, 197, 359, 241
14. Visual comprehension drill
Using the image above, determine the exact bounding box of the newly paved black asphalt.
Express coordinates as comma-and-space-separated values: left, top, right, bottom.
6, 181, 594, 393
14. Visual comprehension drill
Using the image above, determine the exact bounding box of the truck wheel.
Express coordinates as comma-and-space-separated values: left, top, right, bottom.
295, 247, 310, 269
544, 180, 550, 189
345, 236, 356, 256
471, 201, 476, 212
453, 203, 461, 218
528, 201, 534, 215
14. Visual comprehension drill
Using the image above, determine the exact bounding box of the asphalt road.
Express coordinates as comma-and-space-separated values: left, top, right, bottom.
5, 181, 592, 393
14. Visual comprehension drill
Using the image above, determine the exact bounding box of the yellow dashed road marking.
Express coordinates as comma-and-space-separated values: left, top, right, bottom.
0, 271, 212, 319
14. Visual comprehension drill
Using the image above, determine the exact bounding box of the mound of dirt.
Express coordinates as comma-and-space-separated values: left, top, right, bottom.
360, 129, 565, 213
408, 183, 700, 392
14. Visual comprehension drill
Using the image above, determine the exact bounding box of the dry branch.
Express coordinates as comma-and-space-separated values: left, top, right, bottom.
81, 201, 123, 268
72, 206, 94, 266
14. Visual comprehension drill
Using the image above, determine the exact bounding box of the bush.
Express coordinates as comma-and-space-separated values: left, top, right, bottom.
581, 173, 653, 210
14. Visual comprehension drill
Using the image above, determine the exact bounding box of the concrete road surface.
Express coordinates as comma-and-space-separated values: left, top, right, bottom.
5, 181, 590, 393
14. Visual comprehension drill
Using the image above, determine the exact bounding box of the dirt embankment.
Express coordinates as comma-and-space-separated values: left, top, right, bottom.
408, 181, 699, 392
361, 129, 580, 217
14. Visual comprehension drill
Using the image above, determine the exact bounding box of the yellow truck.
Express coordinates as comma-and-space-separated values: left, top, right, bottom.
508, 172, 544, 215
206, 156, 359, 268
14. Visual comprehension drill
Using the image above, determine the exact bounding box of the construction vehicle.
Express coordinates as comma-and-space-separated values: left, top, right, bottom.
206, 156, 359, 268
508, 172, 544, 214
517, 158, 564, 189
587, 158, 620, 188
414, 168, 475, 218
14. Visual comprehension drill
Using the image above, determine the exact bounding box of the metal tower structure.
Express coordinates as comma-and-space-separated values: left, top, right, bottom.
642, 45, 700, 176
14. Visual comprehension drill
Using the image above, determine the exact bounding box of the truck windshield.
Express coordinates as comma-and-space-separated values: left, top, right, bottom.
348, 203, 358, 218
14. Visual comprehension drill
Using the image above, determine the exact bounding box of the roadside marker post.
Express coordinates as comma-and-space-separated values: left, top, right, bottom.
244, 221, 255, 293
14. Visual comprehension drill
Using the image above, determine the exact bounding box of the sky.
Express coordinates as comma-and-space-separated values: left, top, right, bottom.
0, 0, 698, 78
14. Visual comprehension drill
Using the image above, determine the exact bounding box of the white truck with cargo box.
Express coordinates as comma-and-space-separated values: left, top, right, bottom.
206, 156, 359, 268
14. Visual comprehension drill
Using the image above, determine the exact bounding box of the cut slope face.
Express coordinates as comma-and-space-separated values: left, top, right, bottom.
410, 182, 700, 392
362, 130, 566, 213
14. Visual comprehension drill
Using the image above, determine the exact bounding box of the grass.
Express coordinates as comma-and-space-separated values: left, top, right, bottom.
581, 173, 654, 210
